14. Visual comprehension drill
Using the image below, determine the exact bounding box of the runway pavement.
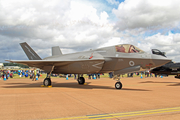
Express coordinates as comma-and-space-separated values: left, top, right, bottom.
0, 76, 180, 120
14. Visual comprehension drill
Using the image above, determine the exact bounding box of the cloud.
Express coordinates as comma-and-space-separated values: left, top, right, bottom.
139, 32, 180, 61
99, 37, 121, 48
113, 0, 180, 31
0, 0, 118, 62
0, 0, 180, 64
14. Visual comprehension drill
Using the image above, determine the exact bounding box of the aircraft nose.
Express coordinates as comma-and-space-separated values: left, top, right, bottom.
151, 54, 171, 67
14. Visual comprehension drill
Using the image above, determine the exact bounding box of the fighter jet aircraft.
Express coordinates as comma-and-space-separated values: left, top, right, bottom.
150, 61, 180, 78
150, 49, 180, 79
7, 42, 171, 89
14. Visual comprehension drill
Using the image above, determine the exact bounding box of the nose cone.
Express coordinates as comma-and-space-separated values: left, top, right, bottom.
151, 54, 171, 67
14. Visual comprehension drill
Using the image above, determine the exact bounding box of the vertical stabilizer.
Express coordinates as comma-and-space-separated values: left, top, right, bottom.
52, 46, 62, 56
20, 42, 42, 60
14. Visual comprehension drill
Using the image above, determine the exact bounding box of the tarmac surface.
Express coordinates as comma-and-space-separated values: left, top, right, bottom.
0, 76, 180, 120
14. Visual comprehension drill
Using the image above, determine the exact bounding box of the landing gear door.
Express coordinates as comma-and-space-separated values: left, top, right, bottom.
43, 66, 54, 73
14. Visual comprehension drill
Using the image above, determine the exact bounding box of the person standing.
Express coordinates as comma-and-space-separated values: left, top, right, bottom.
32, 68, 37, 81
97, 73, 100, 79
74, 74, 77, 79
10, 72, 13, 78
88, 74, 91, 79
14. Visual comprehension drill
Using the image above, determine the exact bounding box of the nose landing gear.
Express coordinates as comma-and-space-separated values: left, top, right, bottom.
115, 81, 122, 89
114, 74, 123, 89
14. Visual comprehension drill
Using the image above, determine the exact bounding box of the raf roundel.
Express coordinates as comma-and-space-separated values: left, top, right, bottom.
129, 61, 135, 66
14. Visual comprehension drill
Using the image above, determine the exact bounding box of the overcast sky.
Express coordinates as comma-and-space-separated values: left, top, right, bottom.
1, 0, 180, 62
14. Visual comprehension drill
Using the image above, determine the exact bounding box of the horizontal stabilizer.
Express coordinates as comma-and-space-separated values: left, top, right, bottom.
20, 42, 42, 60
52, 46, 62, 56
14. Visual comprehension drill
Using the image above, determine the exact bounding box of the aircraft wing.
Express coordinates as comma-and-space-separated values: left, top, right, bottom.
6, 59, 104, 69
6, 60, 70, 67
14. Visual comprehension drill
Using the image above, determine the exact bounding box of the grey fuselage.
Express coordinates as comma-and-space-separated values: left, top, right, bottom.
42, 45, 171, 75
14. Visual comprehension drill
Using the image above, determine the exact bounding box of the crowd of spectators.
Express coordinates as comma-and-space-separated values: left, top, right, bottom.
0, 69, 42, 80
0, 69, 162, 80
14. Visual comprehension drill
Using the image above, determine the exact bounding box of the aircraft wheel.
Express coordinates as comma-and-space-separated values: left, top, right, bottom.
43, 78, 51, 86
175, 76, 180, 79
115, 82, 122, 89
78, 77, 85, 85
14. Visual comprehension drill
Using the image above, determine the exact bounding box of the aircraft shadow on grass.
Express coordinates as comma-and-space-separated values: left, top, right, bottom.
3, 82, 150, 91
139, 81, 180, 86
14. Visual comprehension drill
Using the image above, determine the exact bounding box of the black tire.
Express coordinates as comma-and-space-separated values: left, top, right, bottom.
175, 76, 180, 79
43, 78, 51, 86
78, 77, 85, 85
115, 82, 122, 89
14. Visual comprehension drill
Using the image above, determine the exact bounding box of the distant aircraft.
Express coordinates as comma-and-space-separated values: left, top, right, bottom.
150, 49, 180, 79
7, 43, 171, 89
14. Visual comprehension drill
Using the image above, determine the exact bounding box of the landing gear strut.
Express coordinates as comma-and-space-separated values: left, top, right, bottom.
77, 74, 85, 85
43, 66, 54, 86
114, 74, 123, 89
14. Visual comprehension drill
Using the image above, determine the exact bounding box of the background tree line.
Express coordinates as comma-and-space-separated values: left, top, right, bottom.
3, 63, 29, 68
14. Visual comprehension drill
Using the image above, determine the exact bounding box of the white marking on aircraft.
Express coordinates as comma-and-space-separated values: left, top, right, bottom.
129, 61, 135, 66
25, 45, 37, 59
92, 62, 104, 69
118, 59, 123, 62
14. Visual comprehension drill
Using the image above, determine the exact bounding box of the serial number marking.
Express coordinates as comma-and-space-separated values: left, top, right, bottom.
118, 59, 123, 62
78, 56, 88, 59
81, 64, 90, 69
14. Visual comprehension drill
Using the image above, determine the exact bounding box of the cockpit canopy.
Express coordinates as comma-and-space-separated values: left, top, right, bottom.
115, 44, 144, 53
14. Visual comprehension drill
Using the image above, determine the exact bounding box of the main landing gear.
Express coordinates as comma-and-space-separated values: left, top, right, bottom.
114, 74, 123, 89
77, 74, 85, 85
43, 66, 54, 86
115, 81, 122, 89
43, 78, 51, 86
